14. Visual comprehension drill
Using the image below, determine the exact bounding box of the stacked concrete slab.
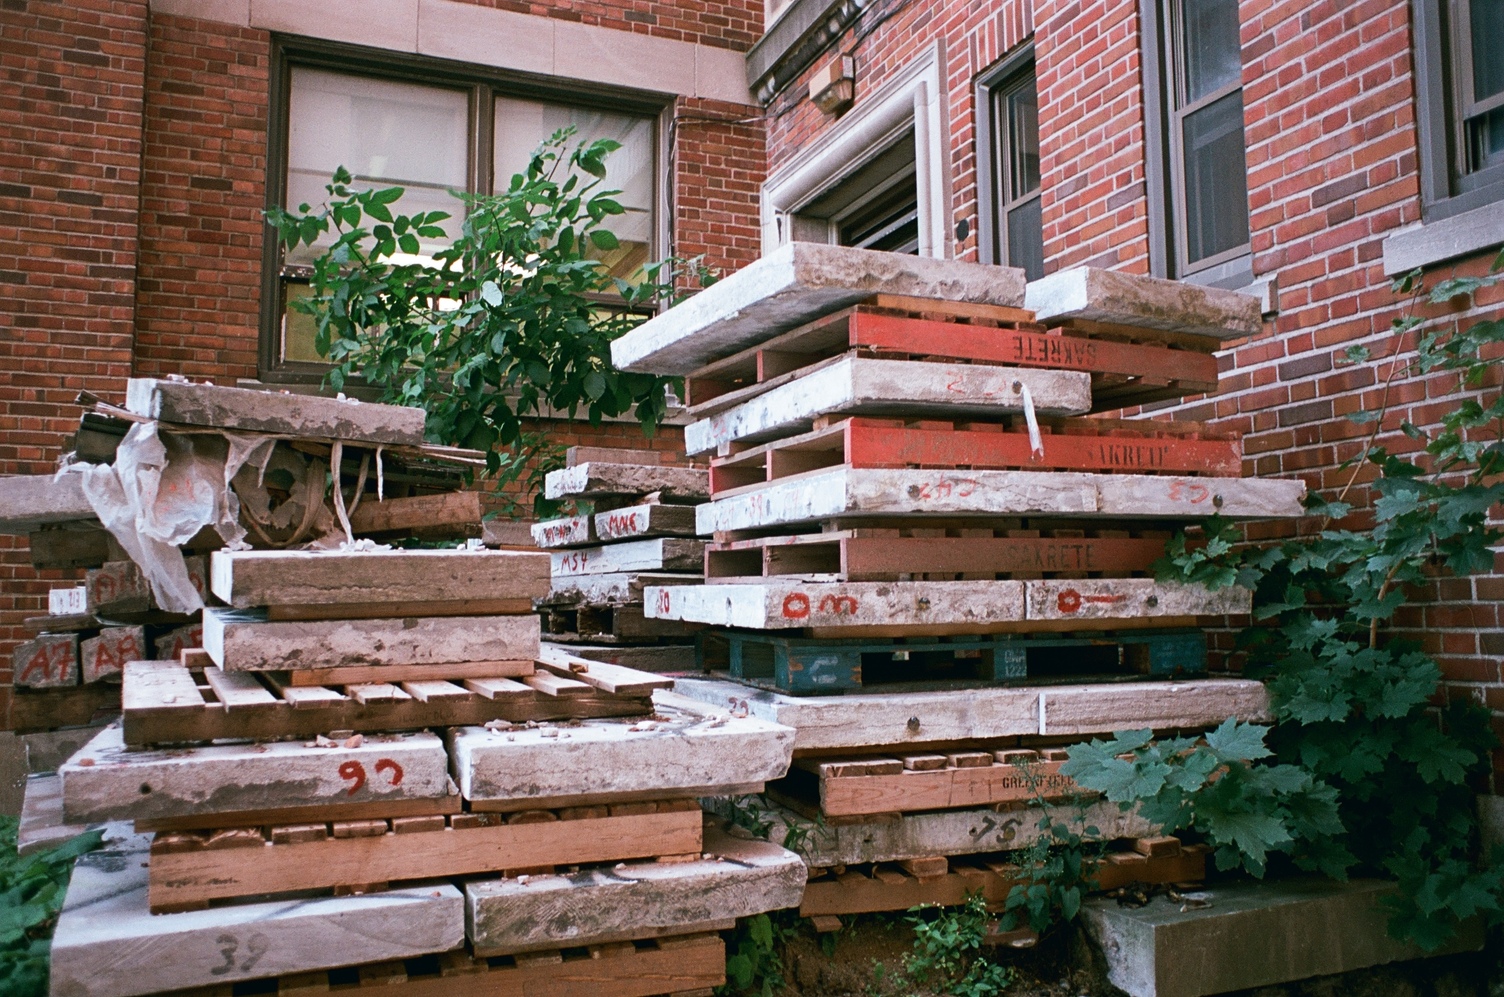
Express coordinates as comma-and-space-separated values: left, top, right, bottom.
610, 243, 1305, 922
532, 445, 711, 671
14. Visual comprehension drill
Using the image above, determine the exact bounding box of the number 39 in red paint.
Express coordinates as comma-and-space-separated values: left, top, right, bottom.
338, 758, 405, 795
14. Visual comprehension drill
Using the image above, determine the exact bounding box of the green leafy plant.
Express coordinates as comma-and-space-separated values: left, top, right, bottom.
1097, 251, 1504, 948
267, 130, 714, 514
722, 912, 800, 997
998, 809, 1099, 934
905, 893, 1013, 997
0, 818, 103, 997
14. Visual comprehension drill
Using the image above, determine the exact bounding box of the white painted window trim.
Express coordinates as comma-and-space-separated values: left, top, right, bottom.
760, 42, 951, 259
1382, 200, 1504, 276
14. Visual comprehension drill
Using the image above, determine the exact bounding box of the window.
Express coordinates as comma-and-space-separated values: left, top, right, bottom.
986, 65, 1042, 279
1141, 0, 1251, 282
263, 42, 662, 379
1413, 0, 1504, 219
795, 133, 921, 255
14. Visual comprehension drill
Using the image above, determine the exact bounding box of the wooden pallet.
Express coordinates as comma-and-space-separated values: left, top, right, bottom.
777, 748, 1081, 817
163, 934, 725, 997
799, 838, 1209, 916
8, 683, 119, 733
704, 524, 1173, 582
708, 415, 1243, 494
148, 800, 705, 911
682, 304, 1221, 416
121, 659, 661, 746
699, 628, 1206, 694
542, 604, 706, 643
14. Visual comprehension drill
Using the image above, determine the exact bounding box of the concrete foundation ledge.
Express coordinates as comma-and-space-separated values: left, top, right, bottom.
1080, 877, 1484, 997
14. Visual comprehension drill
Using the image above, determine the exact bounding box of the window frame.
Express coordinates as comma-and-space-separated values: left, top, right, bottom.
1413, 0, 1504, 221
259, 35, 671, 384
1139, 0, 1253, 286
975, 43, 1039, 270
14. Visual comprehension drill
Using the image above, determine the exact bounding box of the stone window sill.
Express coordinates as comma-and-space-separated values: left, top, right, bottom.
1383, 201, 1504, 276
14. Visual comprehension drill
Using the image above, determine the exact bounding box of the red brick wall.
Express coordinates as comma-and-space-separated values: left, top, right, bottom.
133, 13, 269, 382
759, 0, 1504, 785
0, 0, 148, 721
673, 96, 767, 273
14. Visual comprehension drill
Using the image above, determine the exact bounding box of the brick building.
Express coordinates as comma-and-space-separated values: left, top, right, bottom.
3, 0, 1503, 794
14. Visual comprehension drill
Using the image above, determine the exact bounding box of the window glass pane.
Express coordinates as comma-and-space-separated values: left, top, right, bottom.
494, 98, 655, 279
1007, 77, 1040, 200
1181, 89, 1249, 262
1467, 107, 1504, 172
1471, 0, 1504, 101
1180, 0, 1242, 103
1005, 193, 1044, 281
281, 283, 322, 364
286, 68, 468, 266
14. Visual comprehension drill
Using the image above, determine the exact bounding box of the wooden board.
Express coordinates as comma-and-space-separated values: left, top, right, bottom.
281, 660, 536, 687
682, 356, 1092, 455
119, 660, 654, 746
9, 683, 119, 733
704, 529, 1169, 581
147, 805, 704, 909
29, 525, 113, 570
204, 608, 540, 671
799, 843, 1208, 916
645, 578, 1247, 630
348, 490, 484, 537
671, 675, 1271, 751
210, 548, 551, 608
685, 307, 1221, 416
708, 416, 1243, 494
542, 604, 705, 642
695, 466, 1308, 534
536, 643, 676, 695
787, 750, 1078, 816
134, 792, 464, 833
552, 539, 706, 576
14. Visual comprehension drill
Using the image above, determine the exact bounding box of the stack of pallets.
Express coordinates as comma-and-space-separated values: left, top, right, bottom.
611, 242, 1305, 920
45, 544, 805, 997
532, 445, 710, 671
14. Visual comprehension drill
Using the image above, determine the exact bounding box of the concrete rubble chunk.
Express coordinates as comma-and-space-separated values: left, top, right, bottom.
543, 462, 710, 501
1081, 877, 1484, 997
671, 676, 1270, 751
551, 538, 706, 577
611, 242, 1028, 374
696, 467, 1307, 533
683, 358, 1092, 454
210, 548, 550, 608
448, 693, 793, 805
60, 724, 451, 822
0, 473, 96, 534
49, 827, 463, 997
12, 632, 79, 688
705, 796, 1154, 868
124, 378, 427, 445
203, 608, 540, 671
465, 823, 805, 955
1024, 267, 1262, 341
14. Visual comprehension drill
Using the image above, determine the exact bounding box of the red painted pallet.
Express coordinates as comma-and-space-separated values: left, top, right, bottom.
705, 524, 1172, 581
683, 300, 1221, 416
709, 416, 1243, 495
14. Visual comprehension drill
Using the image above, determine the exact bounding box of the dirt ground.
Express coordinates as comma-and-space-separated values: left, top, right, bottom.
774, 918, 1504, 997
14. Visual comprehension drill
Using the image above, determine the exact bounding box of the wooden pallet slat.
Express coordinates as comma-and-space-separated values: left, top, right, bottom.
282, 659, 536, 687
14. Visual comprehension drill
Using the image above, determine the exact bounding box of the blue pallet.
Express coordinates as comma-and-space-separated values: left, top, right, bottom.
701, 629, 1206, 695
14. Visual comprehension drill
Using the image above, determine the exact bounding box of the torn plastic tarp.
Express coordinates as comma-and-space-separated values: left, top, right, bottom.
72, 423, 271, 614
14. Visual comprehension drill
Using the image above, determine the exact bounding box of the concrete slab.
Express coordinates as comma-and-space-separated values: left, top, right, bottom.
704, 796, 1154, 867
551, 538, 705, 576
682, 358, 1092, 454
541, 571, 702, 607
125, 378, 427, 445
60, 724, 451, 822
1024, 267, 1262, 341
0, 473, 96, 533
17, 773, 103, 856
647, 579, 1249, 629
1081, 877, 1484, 997
448, 693, 793, 806
209, 548, 550, 607
611, 242, 1027, 375
203, 608, 540, 670
465, 823, 805, 955
49, 828, 464, 997
696, 467, 1308, 533
543, 462, 710, 501
671, 676, 1270, 752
